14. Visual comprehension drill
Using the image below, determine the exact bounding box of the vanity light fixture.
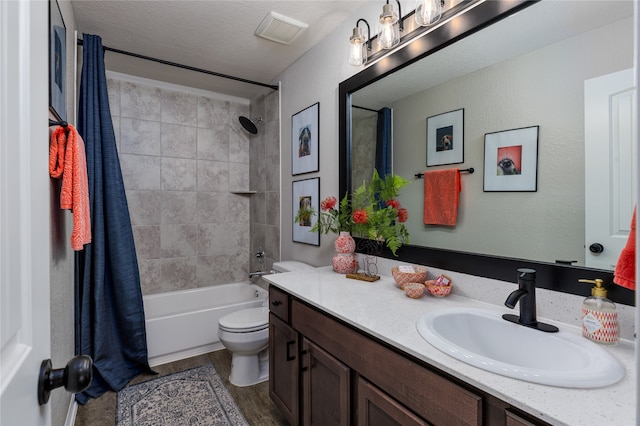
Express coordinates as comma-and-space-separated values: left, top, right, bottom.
415, 0, 443, 26
348, 19, 372, 66
377, 0, 403, 50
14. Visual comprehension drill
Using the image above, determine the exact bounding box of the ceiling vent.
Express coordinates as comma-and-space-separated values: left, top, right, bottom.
255, 11, 309, 45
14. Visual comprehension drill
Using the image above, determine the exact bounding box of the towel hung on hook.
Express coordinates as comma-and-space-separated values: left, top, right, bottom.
49, 124, 92, 250
423, 168, 461, 226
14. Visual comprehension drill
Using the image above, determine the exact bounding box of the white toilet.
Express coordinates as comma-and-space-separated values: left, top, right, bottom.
217, 260, 315, 387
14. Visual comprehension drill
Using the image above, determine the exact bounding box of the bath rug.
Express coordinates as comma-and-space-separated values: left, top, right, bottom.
116, 364, 248, 426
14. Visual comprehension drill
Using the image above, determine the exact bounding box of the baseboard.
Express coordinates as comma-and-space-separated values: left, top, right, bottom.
148, 342, 225, 367
65, 397, 78, 426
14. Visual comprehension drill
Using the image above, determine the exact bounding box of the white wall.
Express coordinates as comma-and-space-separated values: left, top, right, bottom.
277, 2, 381, 266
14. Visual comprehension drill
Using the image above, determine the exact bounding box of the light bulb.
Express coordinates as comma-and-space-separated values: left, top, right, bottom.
348, 27, 367, 66
415, 0, 442, 27
377, 3, 400, 49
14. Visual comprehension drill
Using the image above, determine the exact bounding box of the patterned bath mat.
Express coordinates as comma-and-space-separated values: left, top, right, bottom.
116, 364, 249, 426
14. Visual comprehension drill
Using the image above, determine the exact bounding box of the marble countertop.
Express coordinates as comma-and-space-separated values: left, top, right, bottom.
264, 267, 636, 426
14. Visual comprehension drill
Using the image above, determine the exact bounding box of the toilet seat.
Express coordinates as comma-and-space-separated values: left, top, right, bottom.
219, 307, 268, 333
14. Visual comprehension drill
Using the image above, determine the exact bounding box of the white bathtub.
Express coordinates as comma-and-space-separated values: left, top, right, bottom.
144, 283, 268, 366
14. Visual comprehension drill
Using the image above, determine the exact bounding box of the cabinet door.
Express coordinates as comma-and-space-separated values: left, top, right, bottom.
356, 377, 430, 426
269, 313, 299, 425
301, 338, 350, 426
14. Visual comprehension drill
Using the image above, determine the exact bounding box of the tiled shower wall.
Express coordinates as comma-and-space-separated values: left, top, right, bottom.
107, 74, 256, 295
249, 90, 280, 275
352, 113, 377, 191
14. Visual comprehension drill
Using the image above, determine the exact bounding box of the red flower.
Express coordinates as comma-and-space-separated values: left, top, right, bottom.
397, 208, 408, 223
352, 209, 369, 224
385, 199, 400, 210
321, 196, 337, 211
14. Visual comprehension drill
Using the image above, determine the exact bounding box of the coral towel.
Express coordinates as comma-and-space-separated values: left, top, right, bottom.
49, 124, 92, 250
423, 169, 461, 226
614, 206, 636, 290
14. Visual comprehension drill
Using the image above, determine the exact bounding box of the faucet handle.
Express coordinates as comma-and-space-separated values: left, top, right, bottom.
517, 268, 536, 280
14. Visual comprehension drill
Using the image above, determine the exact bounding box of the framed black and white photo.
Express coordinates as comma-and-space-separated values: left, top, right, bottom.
292, 177, 320, 245
426, 108, 464, 166
49, 0, 66, 121
292, 102, 319, 175
483, 125, 539, 192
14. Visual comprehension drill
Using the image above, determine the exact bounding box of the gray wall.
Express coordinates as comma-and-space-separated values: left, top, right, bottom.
49, 0, 77, 424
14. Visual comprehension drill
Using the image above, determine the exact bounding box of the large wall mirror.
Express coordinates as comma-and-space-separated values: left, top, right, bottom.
339, 0, 635, 305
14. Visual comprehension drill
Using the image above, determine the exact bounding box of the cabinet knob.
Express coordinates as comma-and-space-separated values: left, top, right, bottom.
271, 300, 282, 307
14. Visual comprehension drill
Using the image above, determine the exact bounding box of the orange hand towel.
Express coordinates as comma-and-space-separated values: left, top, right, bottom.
49, 124, 92, 251
614, 206, 636, 290
423, 169, 461, 226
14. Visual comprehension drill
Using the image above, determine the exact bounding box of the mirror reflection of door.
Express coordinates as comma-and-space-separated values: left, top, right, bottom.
585, 68, 637, 270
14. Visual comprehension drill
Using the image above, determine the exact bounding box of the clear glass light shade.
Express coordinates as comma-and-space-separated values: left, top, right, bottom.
415, 0, 442, 26
377, 4, 400, 49
348, 39, 367, 66
348, 26, 368, 66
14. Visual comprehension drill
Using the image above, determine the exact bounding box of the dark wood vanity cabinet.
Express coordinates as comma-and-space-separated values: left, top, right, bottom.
268, 286, 548, 426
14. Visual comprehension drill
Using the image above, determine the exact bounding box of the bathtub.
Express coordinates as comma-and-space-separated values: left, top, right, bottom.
144, 283, 268, 366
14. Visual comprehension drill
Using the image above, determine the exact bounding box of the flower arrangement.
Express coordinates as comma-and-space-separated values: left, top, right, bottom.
295, 170, 410, 255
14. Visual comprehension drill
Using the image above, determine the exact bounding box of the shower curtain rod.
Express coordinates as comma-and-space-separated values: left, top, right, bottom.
77, 38, 279, 91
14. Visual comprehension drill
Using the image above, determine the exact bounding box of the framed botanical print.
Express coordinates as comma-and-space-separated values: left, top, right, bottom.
483, 125, 539, 192
292, 102, 319, 175
292, 177, 320, 245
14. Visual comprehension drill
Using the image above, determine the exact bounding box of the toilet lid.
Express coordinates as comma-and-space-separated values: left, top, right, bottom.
219, 307, 269, 332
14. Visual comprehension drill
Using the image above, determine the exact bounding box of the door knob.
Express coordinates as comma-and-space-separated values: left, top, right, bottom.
589, 243, 604, 253
38, 355, 93, 405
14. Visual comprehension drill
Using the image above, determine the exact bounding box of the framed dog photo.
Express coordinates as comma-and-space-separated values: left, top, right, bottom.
292, 177, 320, 246
49, 0, 66, 121
483, 125, 539, 192
426, 108, 464, 167
292, 102, 320, 175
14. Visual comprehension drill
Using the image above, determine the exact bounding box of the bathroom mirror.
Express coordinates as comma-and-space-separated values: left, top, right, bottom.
339, 0, 635, 305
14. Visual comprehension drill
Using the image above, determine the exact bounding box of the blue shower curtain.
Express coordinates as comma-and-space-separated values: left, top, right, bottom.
375, 107, 392, 178
75, 34, 152, 404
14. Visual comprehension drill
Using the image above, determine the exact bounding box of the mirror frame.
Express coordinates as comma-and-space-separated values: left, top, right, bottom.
338, 0, 634, 306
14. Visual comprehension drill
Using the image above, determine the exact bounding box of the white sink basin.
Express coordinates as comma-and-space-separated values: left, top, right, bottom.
416, 307, 625, 388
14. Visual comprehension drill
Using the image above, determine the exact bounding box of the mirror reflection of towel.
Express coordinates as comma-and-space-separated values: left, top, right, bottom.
423, 169, 461, 226
613, 206, 636, 290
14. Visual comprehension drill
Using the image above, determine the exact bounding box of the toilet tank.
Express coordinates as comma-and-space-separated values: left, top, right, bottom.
272, 261, 315, 273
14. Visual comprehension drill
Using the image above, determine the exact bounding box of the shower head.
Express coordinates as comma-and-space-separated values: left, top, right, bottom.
239, 116, 263, 135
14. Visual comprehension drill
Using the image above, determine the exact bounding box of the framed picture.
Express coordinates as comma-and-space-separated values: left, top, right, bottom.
483, 125, 539, 192
426, 108, 464, 166
49, 0, 66, 121
292, 177, 320, 246
292, 102, 319, 175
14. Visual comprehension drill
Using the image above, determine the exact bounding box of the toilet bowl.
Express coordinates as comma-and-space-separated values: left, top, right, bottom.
218, 261, 315, 387
218, 306, 269, 387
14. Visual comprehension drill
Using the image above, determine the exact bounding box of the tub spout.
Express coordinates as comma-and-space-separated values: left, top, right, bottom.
249, 271, 268, 279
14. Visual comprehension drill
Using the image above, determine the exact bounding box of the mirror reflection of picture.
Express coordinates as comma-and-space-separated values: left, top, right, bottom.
426, 108, 464, 166
496, 145, 522, 175
49, 0, 66, 121
483, 126, 538, 192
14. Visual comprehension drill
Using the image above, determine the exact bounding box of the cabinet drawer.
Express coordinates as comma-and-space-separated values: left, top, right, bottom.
269, 286, 290, 322
292, 300, 482, 426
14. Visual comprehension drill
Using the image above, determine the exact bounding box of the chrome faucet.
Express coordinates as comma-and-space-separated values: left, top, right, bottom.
249, 271, 268, 279
502, 268, 558, 333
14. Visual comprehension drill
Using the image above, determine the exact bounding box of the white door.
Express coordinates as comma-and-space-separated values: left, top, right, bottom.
585, 68, 637, 270
0, 1, 52, 425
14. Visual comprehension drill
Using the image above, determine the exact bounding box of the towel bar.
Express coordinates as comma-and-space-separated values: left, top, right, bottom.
415, 168, 474, 179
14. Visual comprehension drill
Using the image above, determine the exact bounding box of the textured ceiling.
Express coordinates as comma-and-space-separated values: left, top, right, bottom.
72, 1, 367, 99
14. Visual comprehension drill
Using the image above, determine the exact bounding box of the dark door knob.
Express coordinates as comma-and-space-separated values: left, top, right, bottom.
38, 355, 93, 405
589, 243, 604, 253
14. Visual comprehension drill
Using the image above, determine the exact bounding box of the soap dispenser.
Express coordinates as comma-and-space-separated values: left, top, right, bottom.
578, 279, 618, 345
